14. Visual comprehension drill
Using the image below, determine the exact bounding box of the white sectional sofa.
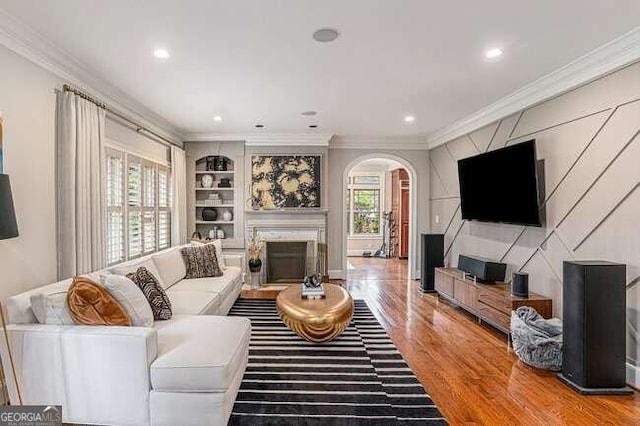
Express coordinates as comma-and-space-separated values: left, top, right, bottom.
0, 244, 250, 426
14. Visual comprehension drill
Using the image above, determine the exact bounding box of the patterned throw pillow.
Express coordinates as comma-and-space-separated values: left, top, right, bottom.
126, 267, 172, 320
180, 244, 224, 279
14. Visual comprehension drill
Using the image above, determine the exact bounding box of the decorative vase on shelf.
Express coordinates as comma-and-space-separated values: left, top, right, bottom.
202, 208, 218, 221
222, 209, 233, 221
201, 174, 214, 188
248, 258, 262, 273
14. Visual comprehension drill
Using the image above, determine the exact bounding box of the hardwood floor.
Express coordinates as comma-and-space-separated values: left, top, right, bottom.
344, 257, 640, 426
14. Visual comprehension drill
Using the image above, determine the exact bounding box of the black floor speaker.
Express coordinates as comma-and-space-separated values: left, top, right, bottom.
557, 260, 632, 395
420, 234, 444, 293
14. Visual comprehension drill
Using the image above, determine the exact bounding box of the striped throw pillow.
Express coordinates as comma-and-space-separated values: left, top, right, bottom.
180, 244, 224, 279
126, 267, 172, 320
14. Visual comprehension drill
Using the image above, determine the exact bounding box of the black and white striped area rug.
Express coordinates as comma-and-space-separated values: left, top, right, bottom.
228, 298, 447, 425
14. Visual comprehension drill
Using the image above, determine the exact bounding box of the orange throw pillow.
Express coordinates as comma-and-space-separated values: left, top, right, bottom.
67, 276, 132, 326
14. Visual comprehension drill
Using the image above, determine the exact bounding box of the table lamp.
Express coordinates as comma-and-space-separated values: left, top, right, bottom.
0, 174, 22, 405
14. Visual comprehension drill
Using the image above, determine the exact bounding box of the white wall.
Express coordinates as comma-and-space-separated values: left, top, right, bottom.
0, 44, 63, 301
429, 60, 640, 386
328, 148, 430, 278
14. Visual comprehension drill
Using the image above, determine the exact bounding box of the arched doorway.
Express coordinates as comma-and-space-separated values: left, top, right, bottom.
342, 154, 418, 281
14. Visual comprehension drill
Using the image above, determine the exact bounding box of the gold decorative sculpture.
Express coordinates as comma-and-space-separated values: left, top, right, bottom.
276, 284, 354, 343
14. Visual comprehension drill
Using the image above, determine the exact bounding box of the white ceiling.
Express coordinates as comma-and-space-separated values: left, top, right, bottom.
1, 0, 639, 140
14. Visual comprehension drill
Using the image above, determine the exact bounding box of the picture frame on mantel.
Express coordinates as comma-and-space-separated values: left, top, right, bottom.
250, 155, 321, 210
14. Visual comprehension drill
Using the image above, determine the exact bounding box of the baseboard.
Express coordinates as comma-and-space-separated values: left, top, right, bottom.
627, 362, 639, 389
329, 270, 345, 280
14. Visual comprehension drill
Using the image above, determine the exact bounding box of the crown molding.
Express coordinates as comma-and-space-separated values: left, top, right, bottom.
0, 8, 184, 144
427, 26, 640, 149
329, 135, 428, 150
185, 132, 335, 146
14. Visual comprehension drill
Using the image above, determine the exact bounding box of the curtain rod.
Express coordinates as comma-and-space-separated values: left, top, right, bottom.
61, 84, 182, 149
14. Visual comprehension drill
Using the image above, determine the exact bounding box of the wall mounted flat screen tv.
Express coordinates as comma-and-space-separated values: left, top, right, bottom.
457, 139, 543, 227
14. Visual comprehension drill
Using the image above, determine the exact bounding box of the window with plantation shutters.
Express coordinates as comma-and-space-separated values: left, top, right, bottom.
105, 146, 172, 265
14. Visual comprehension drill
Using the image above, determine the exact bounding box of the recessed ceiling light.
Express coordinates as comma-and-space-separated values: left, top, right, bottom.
213, 115, 222, 122
313, 28, 339, 43
153, 48, 170, 59
255, 124, 264, 128
485, 48, 503, 59
404, 115, 415, 123
309, 125, 318, 129
301, 111, 317, 116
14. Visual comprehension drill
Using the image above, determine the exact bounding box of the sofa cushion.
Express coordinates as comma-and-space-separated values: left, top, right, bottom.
166, 290, 220, 315
152, 248, 186, 288
112, 259, 168, 289
151, 315, 251, 392
30, 290, 75, 325
126, 267, 172, 321
180, 245, 223, 279
166, 266, 241, 300
67, 276, 132, 326
100, 274, 154, 327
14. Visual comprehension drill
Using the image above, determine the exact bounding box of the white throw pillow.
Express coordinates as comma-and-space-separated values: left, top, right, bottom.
112, 259, 168, 289
152, 248, 187, 288
191, 239, 227, 271
30, 292, 74, 325
100, 274, 154, 327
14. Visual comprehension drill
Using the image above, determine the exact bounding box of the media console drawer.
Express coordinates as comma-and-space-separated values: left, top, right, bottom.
478, 303, 510, 332
434, 269, 454, 297
477, 288, 511, 315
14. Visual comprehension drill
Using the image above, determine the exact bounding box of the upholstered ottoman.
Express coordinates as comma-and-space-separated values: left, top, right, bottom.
149, 315, 250, 426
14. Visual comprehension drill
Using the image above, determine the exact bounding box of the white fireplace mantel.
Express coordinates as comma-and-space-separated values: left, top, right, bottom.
246, 215, 326, 244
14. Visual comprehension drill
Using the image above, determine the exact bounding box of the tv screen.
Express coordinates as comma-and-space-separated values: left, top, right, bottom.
457, 140, 543, 226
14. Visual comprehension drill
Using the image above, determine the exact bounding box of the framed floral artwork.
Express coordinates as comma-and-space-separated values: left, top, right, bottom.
251, 155, 321, 209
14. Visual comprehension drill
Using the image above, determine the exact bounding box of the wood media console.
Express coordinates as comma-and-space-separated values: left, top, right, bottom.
434, 267, 552, 333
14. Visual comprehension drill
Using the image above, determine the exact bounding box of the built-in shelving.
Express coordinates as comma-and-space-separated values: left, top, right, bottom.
194, 156, 236, 240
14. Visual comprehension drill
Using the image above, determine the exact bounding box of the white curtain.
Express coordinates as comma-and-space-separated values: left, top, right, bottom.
56, 92, 106, 279
171, 145, 187, 246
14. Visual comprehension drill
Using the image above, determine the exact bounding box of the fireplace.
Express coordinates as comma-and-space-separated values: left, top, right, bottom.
266, 241, 311, 283
246, 213, 327, 285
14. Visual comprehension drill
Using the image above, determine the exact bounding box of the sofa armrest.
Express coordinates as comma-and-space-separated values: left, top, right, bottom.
223, 253, 245, 269
223, 253, 246, 283
0, 324, 157, 425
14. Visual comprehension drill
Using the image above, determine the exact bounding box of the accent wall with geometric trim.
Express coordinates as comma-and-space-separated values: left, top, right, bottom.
429, 60, 640, 385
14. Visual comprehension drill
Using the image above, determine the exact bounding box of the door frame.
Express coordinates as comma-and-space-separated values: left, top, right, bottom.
342, 154, 418, 280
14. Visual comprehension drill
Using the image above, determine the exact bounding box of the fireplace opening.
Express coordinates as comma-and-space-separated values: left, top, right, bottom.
266, 241, 309, 284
